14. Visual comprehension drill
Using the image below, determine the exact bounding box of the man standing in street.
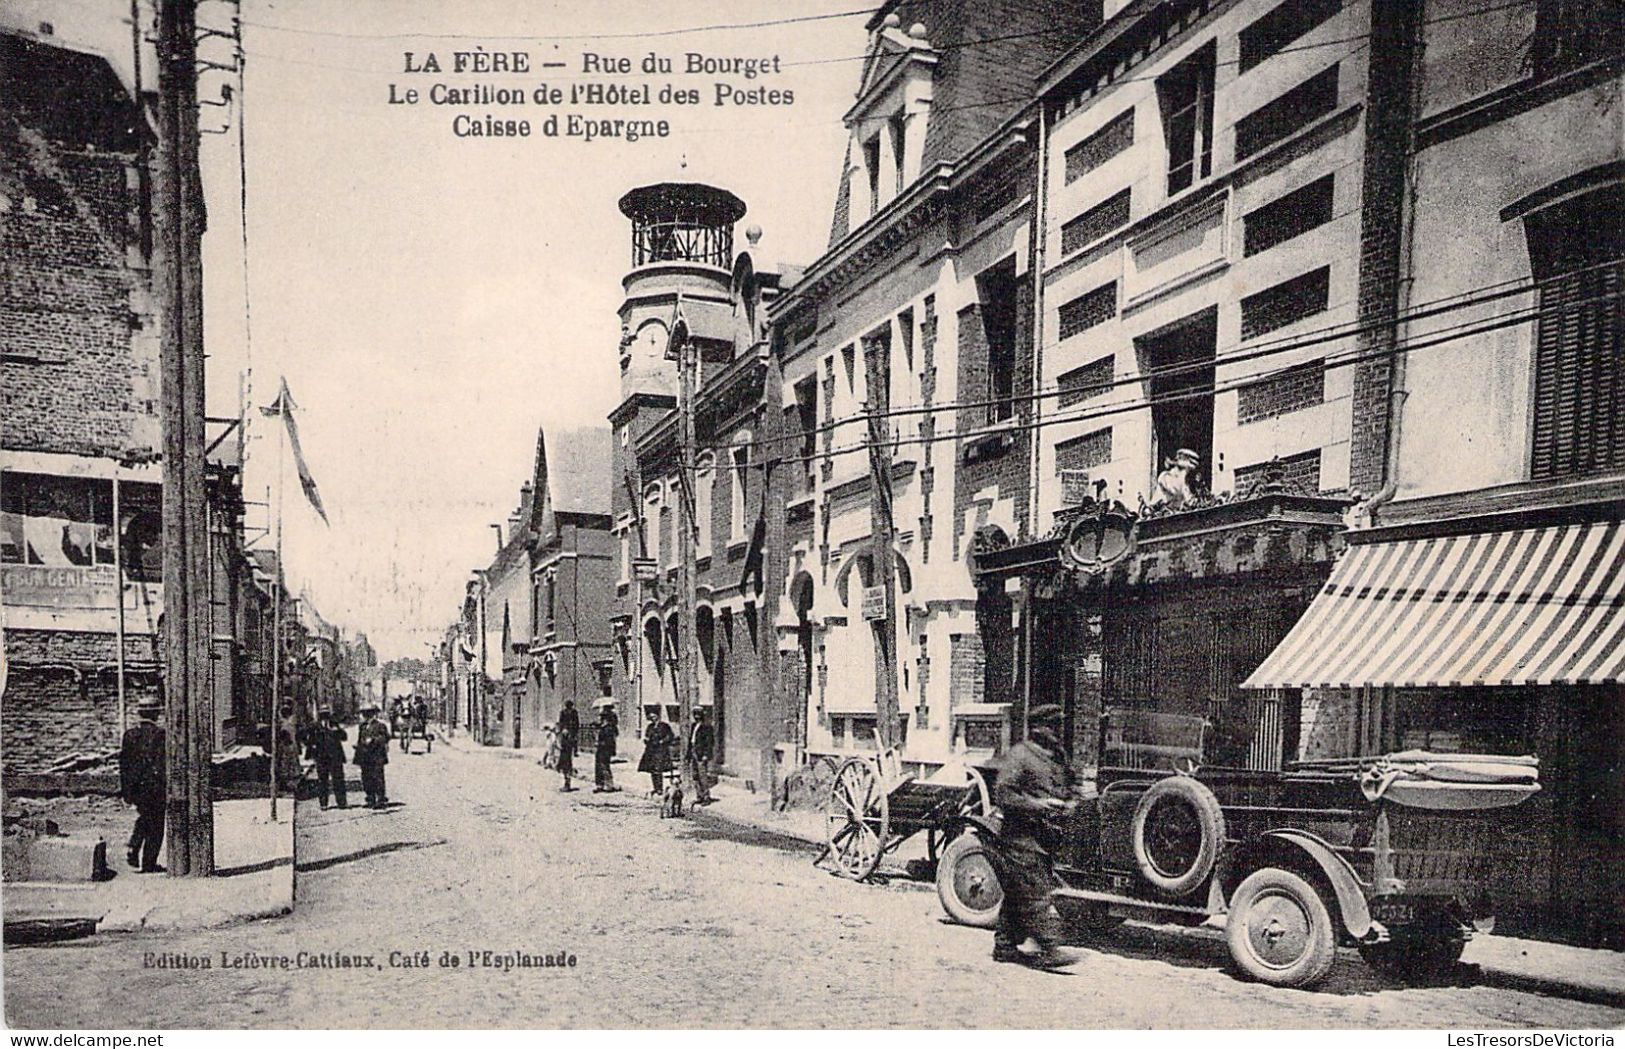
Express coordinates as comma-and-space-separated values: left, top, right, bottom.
556, 699, 580, 793
354, 704, 391, 809
313, 708, 349, 809
593, 701, 619, 793
119, 695, 167, 873
686, 707, 716, 805
989, 704, 1076, 970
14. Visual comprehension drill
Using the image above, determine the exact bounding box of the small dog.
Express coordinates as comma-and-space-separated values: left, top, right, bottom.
660, 779, 684, 819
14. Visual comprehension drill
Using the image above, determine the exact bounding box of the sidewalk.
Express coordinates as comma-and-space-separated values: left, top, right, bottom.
693, 778, 1625, 1004
3, 798, 295, 940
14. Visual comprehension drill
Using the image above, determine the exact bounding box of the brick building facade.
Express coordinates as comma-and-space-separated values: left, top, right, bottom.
766, 0, 1102, 772
1, 29, 166, 782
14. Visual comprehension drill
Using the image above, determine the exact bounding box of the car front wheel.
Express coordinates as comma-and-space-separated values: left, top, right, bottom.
936, 832, 1003, 928
1226, 867, 1338, 989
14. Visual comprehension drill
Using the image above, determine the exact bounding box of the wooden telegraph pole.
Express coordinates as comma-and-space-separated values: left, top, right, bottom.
155, 0, 214, 875
863, 342, 901, 751
672, 317, 700, 799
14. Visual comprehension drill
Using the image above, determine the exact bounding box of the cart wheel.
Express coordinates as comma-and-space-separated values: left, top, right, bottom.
961, 765, 992, 817
825, 757, 888, 881
1226, 867, 1337, 989
936, 832, 1002, 928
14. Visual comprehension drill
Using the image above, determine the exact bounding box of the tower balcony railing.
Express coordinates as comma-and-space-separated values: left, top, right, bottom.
629, 217, 734, 269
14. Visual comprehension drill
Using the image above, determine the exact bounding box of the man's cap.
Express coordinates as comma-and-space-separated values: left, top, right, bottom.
1174, 448, 1201, 464
134, 696, 164, 714
1027, 704, 1064, 724
360, 704, 380, 714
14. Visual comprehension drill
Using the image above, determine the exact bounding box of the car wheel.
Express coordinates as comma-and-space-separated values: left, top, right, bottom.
1226, 867, 1338, 989
1358, 930, 1466, 979
937, 832, 1002, 928
1130, 775, 1226, 897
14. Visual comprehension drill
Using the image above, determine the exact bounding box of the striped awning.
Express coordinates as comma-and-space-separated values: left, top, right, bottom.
1243, 520, 1625, 689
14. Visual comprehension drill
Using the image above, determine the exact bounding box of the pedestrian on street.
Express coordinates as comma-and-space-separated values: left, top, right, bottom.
988, 703, 1076, 970
118, 695, 167, 873
638, 709, 676, 795
593, 702, 619, 793
686, 707, 716, 805
354, 704, 391, 808
557, 699, 580, 792
313, 708, 349, 809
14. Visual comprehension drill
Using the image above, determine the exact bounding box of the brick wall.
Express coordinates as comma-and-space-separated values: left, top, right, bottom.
1, 39, 155, 460
949, 633, 986, 707
1236, 359, 1325, 424
1349, 1, 1420, 493
1236, 448, 1323, 493
2, 629, 162, 779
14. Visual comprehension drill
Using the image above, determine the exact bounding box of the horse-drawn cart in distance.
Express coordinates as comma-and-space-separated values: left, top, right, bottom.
928, 709, 1542, 989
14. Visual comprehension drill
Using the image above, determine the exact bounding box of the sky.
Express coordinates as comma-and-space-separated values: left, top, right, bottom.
174, 0, 874, 659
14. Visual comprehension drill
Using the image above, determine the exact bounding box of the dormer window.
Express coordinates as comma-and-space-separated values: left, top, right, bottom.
840, 17, 937, 231
889, 111, 907, 197
864, 135, 883, 215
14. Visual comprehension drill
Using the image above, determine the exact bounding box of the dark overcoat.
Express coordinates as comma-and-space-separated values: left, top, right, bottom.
638, 720, 676, 773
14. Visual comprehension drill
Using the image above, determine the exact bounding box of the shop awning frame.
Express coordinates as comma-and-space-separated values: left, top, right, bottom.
1243, 519, 1625, 690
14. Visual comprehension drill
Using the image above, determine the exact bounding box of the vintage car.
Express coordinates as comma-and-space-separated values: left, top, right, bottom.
934, 710, 1540, 989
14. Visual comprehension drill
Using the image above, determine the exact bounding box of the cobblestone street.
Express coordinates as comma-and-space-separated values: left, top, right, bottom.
5, 743, 1622, 1029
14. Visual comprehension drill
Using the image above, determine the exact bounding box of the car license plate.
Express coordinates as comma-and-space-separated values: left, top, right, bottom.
1371, 898, 1416, 925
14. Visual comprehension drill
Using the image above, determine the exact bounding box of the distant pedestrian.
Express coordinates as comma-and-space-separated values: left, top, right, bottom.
686, 707, 716, 805
556, 699, 580, 792
313, 708, 349, 809
354, 705, 391, 808
119, 695, 167, 873
593, 703, 619, 793
638, 709, 676, 795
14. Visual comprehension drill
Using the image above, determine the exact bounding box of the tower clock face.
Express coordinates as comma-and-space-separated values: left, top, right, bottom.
639, 322, 667, 358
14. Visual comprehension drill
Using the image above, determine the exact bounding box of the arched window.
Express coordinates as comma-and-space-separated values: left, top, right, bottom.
642, 482, 662, 567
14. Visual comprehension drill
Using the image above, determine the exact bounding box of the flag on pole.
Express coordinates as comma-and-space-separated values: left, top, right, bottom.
260, 378, 329, 525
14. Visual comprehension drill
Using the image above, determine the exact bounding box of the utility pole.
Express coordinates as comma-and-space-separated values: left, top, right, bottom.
156, 0, 214, 875
756, 336, 788, 794
863, 342, 901, 751
672, 321, 699, 799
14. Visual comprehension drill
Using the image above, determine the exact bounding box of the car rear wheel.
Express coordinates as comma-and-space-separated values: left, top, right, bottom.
937, 832, 1002, 928
1226, 867, 1338, 989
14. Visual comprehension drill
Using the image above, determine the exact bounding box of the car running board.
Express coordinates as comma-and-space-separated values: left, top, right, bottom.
1053, 885, 1212, 920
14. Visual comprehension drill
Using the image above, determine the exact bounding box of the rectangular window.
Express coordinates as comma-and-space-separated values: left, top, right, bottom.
1235, 448, 1323, 493
661, 499, 676, 569
1056, 355, 1115, 408
889, 111, 907, 196
696, 461, 713, 559
898, 307, 915, 374
1061, 188, 1132, 256
1158, 43, 1216, 195
794, 376, 818, 458
1058, 282, 1118, 340
1139, 307, 1218, 493
0, 474, 121, 571
1240, 266, 1331, 339
1243, 174, 1336, 257
1239, 0, 1342, 73
1530, 0, 1624, 78
864, 135, 882, 212
1065, 109, 1135, 183
1236, 359, 1326, 423
1526, 186, 1625, 479
841, 345, 856, 397
643, 488, 661, 566
730, 446, 750, 542
975, 260, 1021, 423
618, 529, 630, 583
1235, 65, 1339, 162
862, 326, 892, 416
1055, 427, 1113, 472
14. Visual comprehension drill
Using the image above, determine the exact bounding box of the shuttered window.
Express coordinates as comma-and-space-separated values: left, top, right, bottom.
1526, 185, 1624, 480
1530, 262, 1625, 479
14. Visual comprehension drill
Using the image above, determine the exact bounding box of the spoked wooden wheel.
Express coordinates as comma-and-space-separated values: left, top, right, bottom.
825, 757, 889, 880
961, 765, 992, 818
